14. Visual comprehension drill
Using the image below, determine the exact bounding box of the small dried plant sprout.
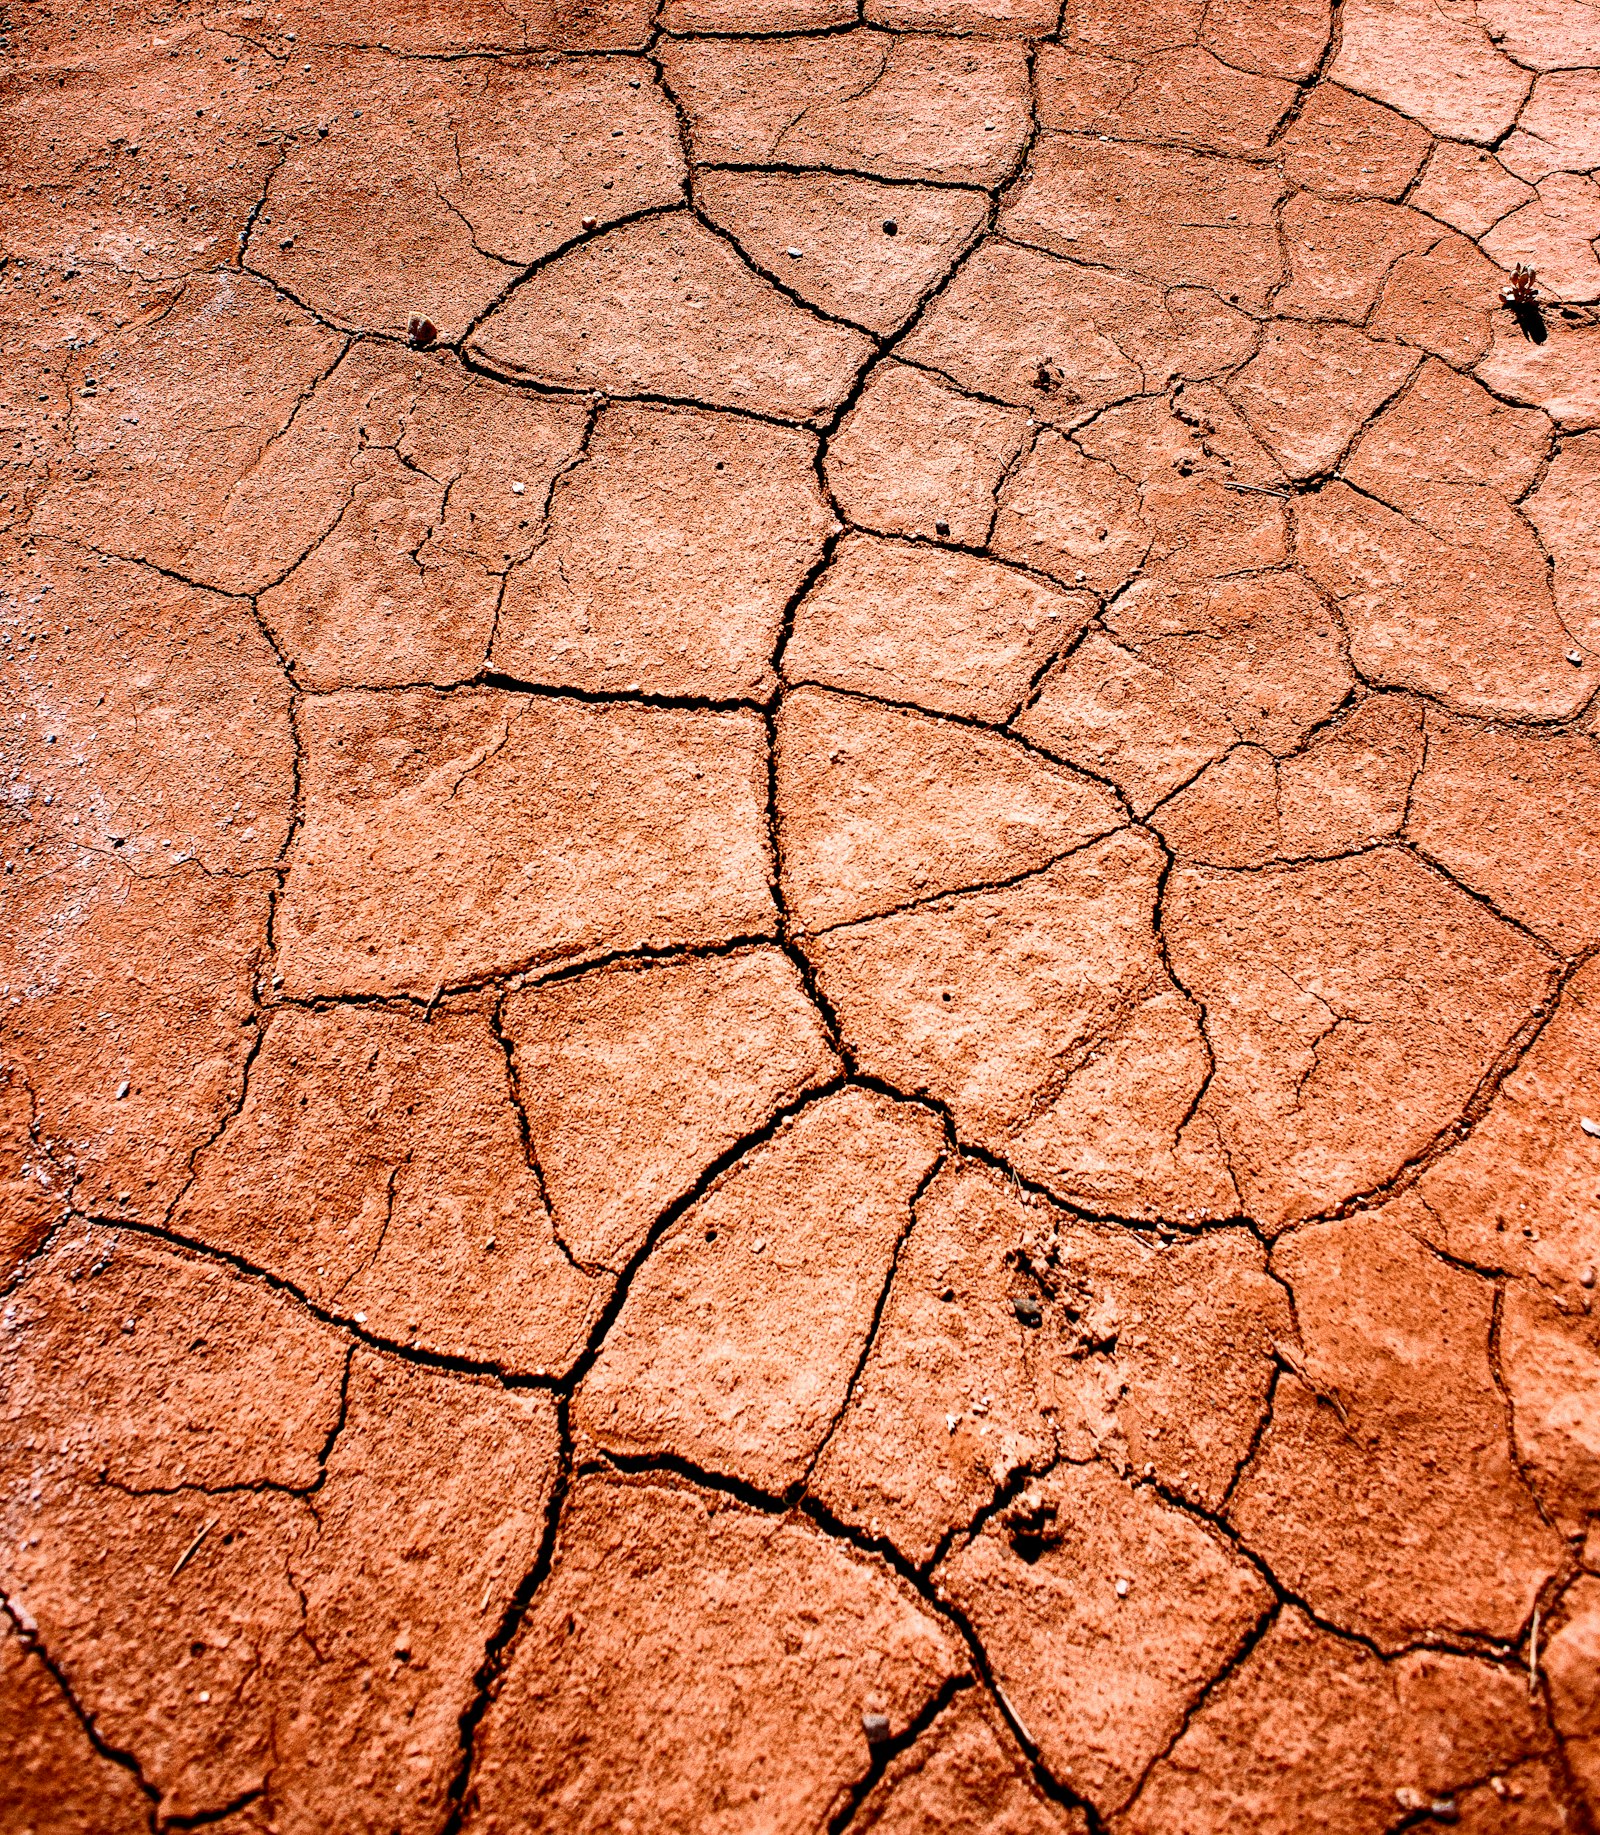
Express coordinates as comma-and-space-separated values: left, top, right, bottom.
1501, 264, 1540, 307
1501, 264, 1549, 344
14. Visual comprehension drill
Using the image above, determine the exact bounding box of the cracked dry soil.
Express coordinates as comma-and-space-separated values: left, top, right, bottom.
4, 0, 1600, 1830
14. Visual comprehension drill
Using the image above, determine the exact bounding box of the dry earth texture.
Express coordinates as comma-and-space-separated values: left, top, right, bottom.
5, 0, 1600, 1829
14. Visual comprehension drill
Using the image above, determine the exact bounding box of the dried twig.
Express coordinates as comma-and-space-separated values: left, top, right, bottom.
1273, 1340, 1351, 1427
170, 1518, 217, 1580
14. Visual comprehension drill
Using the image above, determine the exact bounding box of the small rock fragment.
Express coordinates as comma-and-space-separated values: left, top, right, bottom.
863, 1711, 893, 1745
406, 314, 437, 350
1395, 1785, 1459, 1819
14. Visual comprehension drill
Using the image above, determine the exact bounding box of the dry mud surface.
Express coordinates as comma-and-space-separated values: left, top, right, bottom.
4, 0, 1600, 1829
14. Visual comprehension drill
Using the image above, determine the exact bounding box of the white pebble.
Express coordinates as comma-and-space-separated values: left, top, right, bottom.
1115, 1577, 1130, 1597
1568, 650, 1584, 665
510, 481, 525, 495
115, 1080, 130, 1099
1581, 1116, 1600, 1137
786, 246, 803, 259
353, 1311, 367, 1324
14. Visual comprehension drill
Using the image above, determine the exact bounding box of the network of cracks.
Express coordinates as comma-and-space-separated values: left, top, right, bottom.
4, 0, 1600, 1828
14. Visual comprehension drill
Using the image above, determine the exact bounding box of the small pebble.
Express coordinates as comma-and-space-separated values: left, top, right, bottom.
1568, 650, 1584, 665
581, 215, 598, 232
511, 481, 526, 495
882, 218, 898, 235
115, 1080, 130, 1099
751, 1237, 767, 1254
786, 246, 804, 259
861, 1712, 892, 1746
935, 519, 950, 538
1394, 1788, 1458, 1822
1581, 1116, 1600, 1137
353, 1311, 367, 1324
1115, 1578, 1129, 1598
1581, 1266, 1596, 1288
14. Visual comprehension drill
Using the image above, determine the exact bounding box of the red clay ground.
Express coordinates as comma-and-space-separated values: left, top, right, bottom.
3, 0, 1600, 1828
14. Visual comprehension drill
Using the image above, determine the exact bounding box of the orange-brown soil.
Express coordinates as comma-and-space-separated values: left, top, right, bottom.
3, 0, 1600, 1829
